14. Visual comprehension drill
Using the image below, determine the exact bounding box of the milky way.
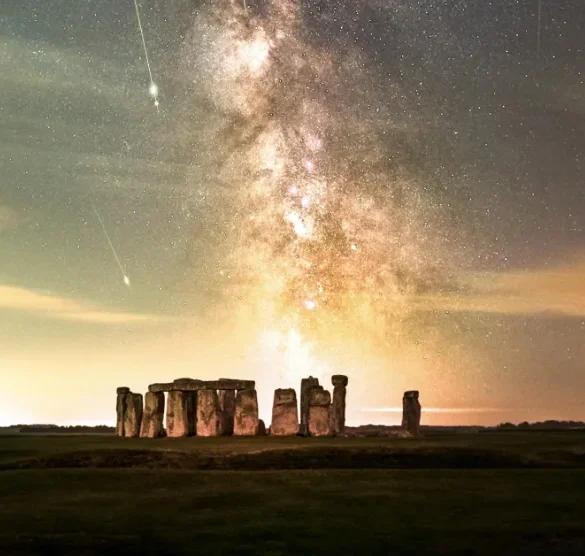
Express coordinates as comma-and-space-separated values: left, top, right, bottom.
174, 0, 469, 386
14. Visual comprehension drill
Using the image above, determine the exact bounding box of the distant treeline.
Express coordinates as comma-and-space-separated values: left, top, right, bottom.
18, 425, 115, 433
497, 420, 585, 430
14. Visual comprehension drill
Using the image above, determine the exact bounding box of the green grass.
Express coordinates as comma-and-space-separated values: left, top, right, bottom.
0, 432, 584, 554
0, 469, 584, 555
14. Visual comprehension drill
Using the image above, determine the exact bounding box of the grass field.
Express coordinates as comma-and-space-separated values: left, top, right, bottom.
1, 431, 584, 554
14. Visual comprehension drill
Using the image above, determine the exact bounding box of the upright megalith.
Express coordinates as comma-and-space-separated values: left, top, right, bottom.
300, 377, 320, 435
123, 392, 143, 438
196, 389, 223, 437
233, 389, 259, 436
331, 375, 348, 435
140, 391, 165, 438
218, 390, 236, 436
116, 387, 130, 436
402, 390, 421, 436
270, 388, 299, 436
166, 390, 195, 437
308, 386, 332, 437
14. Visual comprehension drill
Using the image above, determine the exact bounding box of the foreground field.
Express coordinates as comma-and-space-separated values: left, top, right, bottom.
0, 432, 584, 554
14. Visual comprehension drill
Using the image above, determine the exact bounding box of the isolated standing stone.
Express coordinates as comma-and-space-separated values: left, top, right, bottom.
166, 390, 195, 437
270, 388, 299, 436
300, 377, 320, 435
331, 375, 348, 435
116, 387, 130, 436
140, 391, 165, 438
233, 389, 259, 436
402, 390, 421, 436
196, 389, 223, 437
308, 387, 332, 437
123, 392, 143, 438
218, 390, 236, 435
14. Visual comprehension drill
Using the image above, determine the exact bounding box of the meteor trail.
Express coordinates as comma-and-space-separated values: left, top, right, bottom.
93, 205, 131, 287
133, 0, 160, 111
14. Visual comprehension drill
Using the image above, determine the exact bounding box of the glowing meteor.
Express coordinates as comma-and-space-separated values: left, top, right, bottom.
133, 0, 159, 111
93, 206, 131, 288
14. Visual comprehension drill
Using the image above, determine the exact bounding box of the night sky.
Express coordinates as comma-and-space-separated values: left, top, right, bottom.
1, 0, 584, 426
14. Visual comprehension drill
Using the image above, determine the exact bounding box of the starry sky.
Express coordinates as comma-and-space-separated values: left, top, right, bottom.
1, 0, 584, 427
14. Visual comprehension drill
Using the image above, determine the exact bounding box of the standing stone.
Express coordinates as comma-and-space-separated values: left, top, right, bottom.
257, 419, 266, 436
270, 388, 299, 436
233, 389, 259, 436
123, 392, 143, 438
402, 390, 421, 436
166, 390, 195, 437
218, 390, 236, 436
308, 387, 332, 437
140, 391, 165, 438
116, 387, 130, 436
196, 390, 223, 437
300, 377, 320, 435
331, 375, 348, 435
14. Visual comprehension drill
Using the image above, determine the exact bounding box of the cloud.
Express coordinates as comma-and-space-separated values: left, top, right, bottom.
413, 258, 585, 318
0, 284, 173, 324
361, 407, 512, 414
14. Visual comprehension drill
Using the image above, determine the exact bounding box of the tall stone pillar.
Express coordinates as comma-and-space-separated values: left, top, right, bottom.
197, 389, 223, 437
115, 387, 130, 436
123, 392, 143, 438
166, 390, 195, 437
308, 386, 332, 437
270, 388, 299, 436
401, 390, 421, 436
140, 391, 165, 438
331, 375, 348, 435
300, 377, 319, 435
218, 390, 236, 435
233, 389, 259, 436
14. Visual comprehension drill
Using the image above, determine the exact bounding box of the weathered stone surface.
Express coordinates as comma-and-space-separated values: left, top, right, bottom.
331, 375, 348, 435
149, 379, 255, 393
123, 393, 143, 438
116, 386, 130, 395
300, 377, 319, 428
270, 388, 299, 436
218, 390, 236, 436
309, 387, 331, 437
233, 389, 259, 436
196, 390, 223, 437
258, 419, 267, 435
140, 391, 165, 438
116, 390, 128, 436
402, 390, 421, 436
331, 375, 348, 387
166, 390, 195, 437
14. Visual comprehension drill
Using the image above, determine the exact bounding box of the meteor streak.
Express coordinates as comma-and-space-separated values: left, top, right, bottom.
133, 0, 159, 111
93, 205, 131, 288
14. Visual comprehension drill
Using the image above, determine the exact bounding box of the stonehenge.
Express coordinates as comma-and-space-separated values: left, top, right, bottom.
166, 390, 195, 437
218, 390, 236, 436
117, 374, 431, 440
300, 376, 320, 435
308, 386, 332, 437
234, 389, 260, 436
196, 389, 223, 437
123, 392, 143, 438
140, 391, 165, 438
402, 390, 422, 436
330, 375, 348, 435
270, 388, 299, 436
